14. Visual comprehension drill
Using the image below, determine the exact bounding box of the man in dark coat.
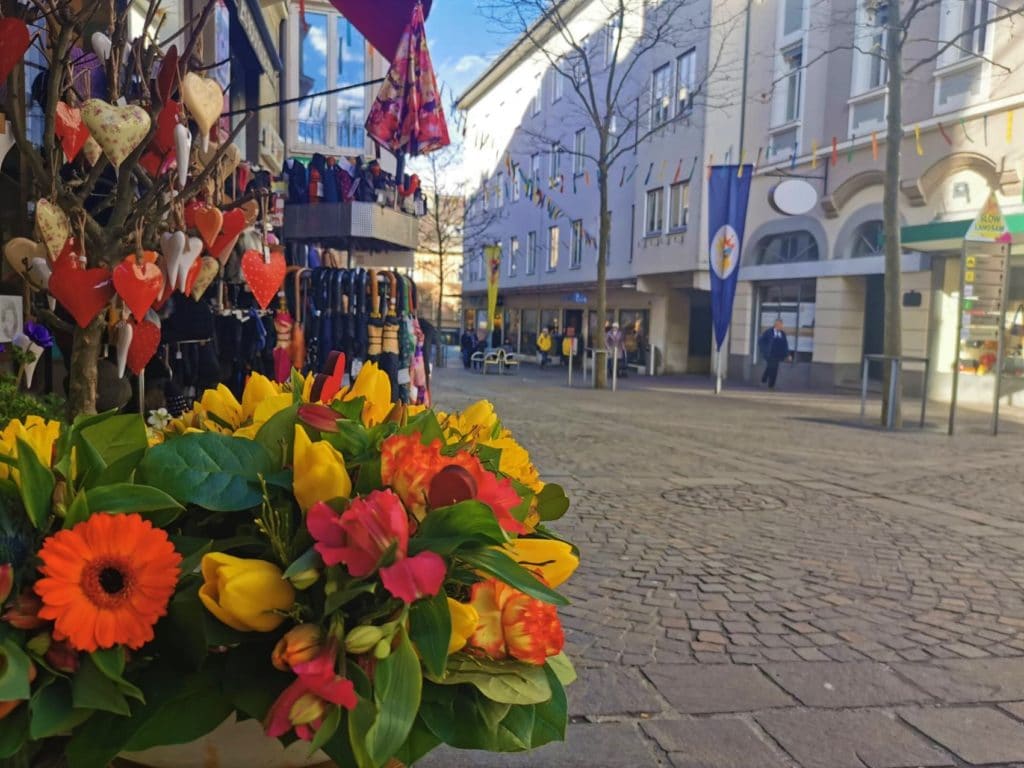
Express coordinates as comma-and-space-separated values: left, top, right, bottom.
758, 318, 791, 390
460, 327, 475, 369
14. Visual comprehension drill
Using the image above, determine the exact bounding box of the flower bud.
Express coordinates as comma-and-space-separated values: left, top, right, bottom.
3, 591, 44, 630
344, 625, 384, 655
287, 568, 320, 591
373, 638, 392, 660
272, 624, 322, 672
0, 564, 13, 605
289, 693, 326, 726
45, 638, 79, 674
25, 634, 50, 656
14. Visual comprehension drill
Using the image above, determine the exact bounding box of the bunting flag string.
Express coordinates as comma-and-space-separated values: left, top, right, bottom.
846, 137, 855, 163
938, 122, 953, 146
619, 166, 627, 187
960, 118, 974, 143
644, 162, 654, 185
672, 158, 683, 184
914, 125, 924, 156
871, 131, 878, 161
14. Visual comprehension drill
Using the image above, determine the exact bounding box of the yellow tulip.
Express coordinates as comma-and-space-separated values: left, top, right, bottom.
485, 434, 543, 493
199, 553, 295, 632
200, 385, 244, 430
292, 426, 351, 512
336, 362, 392, 426
447, 597, 480, 655
452, 400, 499, 440
500, 538, 578, 588
0, 416, 61, 484
241, 373, 283, 422
233, 393, 294, 440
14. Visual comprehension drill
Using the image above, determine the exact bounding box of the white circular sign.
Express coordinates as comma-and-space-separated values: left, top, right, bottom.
711, 225, 740, 280
769, 178, 818, 216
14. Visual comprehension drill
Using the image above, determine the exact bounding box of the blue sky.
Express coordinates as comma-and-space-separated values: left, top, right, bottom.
425, 1, 513, 105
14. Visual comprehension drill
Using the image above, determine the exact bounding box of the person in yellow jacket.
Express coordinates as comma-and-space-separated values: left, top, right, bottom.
536, 328, 553, 368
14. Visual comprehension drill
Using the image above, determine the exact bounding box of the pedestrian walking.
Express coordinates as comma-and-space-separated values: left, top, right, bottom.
605, 322, 627, 378
759, 318, 791, 389
536, 327, 553, 368
460, 327, 474, 369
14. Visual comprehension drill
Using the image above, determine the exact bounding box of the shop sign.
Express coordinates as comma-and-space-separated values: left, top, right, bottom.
768, 178, 818, 216
565, 292, 588, 304
965, 192, 1011, 243
231, 0, 276, 74
260, 124, 285, 174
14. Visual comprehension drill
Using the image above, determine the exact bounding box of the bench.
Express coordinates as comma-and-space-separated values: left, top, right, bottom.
470, 349, 504, 374
502, 350, 520, 374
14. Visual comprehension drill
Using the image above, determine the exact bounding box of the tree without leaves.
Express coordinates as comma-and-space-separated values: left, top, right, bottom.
771, 0, 1022, 425
476, 0, 735, 388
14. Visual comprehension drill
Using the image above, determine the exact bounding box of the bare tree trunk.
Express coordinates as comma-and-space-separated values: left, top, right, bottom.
594, 152, 610, 389
67, 318, 105, 419
436, 256, 445, 328
881, 1, 903, 427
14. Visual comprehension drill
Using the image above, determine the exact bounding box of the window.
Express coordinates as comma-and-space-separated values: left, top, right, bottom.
780, 44, 803, 123
296, 12, 368, 151
571, 220, 583, 268
940, 0, 991, 65
782, 0, 804, 36
755, 230, 819, 265
849, 220, 884, 258
527, 231, 537, 274
676, 49, 696, 115
512, 164, 521, 201
552, 66, 565, 102
645, 188, 664, 235
651, 63, 672, 126
532, 78, 543, 114
548, 226, 560, 271
530, 153, 541, 180
468, 251, 483, 281
852, 0, 888, 94
669, 182, 689, 230
549, 143, 562, 179
481, 181, 489, 211
495, 173, 504, 207
573, 129, 586, 174
605, 15, 622, 64
509, 236, 520, 276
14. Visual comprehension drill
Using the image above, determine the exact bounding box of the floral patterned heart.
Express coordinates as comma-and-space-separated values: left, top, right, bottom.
0, 19, 30, 85
209, 209, 247, 264
194, 205, 223, 251
113, 251, 164, 319
50, 248, 115, 328
241, 247, 286, 310
82, 99, 152, 168
188, 256, 219, 300
181, 73, 222, 150
55, 102, 90, 162
82, 136, 103, 166
35, 199, 71, 259
127, 316, 161, 375
198, 141, 241, 184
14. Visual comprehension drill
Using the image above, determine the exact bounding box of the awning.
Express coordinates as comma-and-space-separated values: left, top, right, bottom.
902, 213, 1024, 252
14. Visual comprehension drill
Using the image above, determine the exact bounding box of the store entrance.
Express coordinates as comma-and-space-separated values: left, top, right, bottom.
688, 296, 713, 373
863, 275, 885, 380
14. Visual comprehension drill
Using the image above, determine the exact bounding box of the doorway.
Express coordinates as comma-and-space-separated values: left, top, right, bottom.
564, 309, 583, 362
688, 294, 713, 373
863, 275, 885, 380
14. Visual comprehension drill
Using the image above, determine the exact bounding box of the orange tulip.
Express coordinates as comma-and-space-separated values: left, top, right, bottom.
272, 624, 323, 671
467, 579, 564, 666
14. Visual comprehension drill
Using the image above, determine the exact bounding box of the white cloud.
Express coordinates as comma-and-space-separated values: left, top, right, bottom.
306, 25, 328, 56
453, 54, 489, 74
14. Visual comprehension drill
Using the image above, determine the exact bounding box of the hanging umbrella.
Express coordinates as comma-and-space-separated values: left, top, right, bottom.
365, 0, 450, 158
328, 0, 433, 62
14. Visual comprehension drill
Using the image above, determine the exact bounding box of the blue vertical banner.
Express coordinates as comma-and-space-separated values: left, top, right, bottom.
707, 165, 754, 350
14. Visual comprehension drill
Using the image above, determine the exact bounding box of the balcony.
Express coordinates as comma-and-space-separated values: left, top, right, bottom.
283, 201, 420, 253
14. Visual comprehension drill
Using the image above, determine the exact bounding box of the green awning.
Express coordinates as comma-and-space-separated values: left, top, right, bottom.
902, 213, 1024, 251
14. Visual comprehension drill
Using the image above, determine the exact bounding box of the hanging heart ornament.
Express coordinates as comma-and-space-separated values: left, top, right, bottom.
35, 199, 71, 259
4, 238, 48, 276
127, 315, 161, 376
198, 142, 241, 184
49, 246, 115, 328
241, 247, 286, 310
181, 73, 223, 152
209, 208, 247, 263
55, 102, 90, 162
82, 99, 152, 168
194, 205, 223, 251
113, 251, 164, 319
0, 19, 30, 85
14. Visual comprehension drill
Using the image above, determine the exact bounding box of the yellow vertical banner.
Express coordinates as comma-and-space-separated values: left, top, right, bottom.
1008, 110, 1015, 143
485, 245, 502, 333
811, 141, 818, 169
914, 125, 924, 156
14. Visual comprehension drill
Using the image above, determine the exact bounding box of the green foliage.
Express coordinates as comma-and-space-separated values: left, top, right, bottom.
15, 438, 54, 529
409, 593, 451, 678
430, 656, 552, 705
459, 548, 569, 606
409, 501, 507, 556
364, 629, 421, 767
0, 377, 63, 424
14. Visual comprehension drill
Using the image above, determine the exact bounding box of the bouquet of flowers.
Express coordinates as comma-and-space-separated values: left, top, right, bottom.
0, 363, 577, 767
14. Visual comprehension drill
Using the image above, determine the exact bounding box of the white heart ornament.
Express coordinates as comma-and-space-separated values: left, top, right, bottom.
91, 32, 112, 60
82, 99, 152, 169
0, 121, 14, 168
176, 236, 203, 292
34, 200, 71, 259
174, 122, 191, 189
160, 231, 187, 292
4, 237, 47, 275
12, 333, 43, 388
25, 258, 52, 292
115, 321, 133, 379
181, 73, 222, 153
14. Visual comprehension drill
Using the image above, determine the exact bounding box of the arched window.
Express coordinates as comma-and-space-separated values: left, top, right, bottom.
849, 220, 884, 258
754, 230, 819, 265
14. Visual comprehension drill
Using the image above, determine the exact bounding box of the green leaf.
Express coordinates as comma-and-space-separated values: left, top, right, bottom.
65, 709, 135, 768
223, 639, 292, 720
88, 647, 144, 702
353, 457, 382, 495
283, 546, 322, 580
346, 693, 376, 768
29, 679, 92, 739
497, 704, 535, 750
335, 396, 365, 422
409, 500, 507, 556
545, 652, 577, 687
536, 483, 570, 522
122, 672, 233, 751
172, 536, 214, 576
366, 628, 421, 766
71, 655, 131, 716
323, 421, 371, 460
166, 590, 210, 670
530, 665, 568, 748
137, 432, 274, 511
309, 703, 342, 753
419, 684, 535, 752
255, 402, 299, 468
15, 437, 54, 529
322, 712, 360, 767
84, 483, 183, 526
291, 368, 306, 403
475, 444, 502, 473
324, 580, 377, 615
77, 413, 148, 487
64, 489, 90, 528
409, 593, 451, 678
0, 704, 28, 758
431, 655, 551, 705
0, 641, 32, 700
459, 548, 569, 606
393, 716, 442, 766
404, 410, 445, 445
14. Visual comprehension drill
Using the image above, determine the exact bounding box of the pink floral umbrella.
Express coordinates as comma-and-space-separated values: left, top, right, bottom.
364, 0, 450, 157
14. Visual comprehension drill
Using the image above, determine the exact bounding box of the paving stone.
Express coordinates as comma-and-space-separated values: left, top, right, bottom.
895, 658, 1024, 702
643, 718, 790, 768
900, 706, 1024, 765
1001, 701, 1024, 721
568, 666, 667, 717
759, 662, 932, 708
756, 710, 953, 768
643, 664, 794, 714
416, 723, 663, 768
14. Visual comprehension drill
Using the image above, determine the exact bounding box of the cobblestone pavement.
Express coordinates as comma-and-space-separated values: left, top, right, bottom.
419, 366, 1024, 767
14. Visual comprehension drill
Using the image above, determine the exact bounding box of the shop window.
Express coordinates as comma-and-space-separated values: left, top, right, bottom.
522, 309, 539, 354
619, 310, 650, 367
754, 230, 819, 265
540, 309, 560, 335
512, 164, 521, 200
849, 220, 884, 258
758, 280, 816, 363
549, 142, 562, 179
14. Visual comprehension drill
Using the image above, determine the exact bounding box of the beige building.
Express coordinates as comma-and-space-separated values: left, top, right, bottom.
414, 194, 465, 328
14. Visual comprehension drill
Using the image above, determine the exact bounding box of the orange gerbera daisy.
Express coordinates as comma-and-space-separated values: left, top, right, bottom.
34, 514, 181, 652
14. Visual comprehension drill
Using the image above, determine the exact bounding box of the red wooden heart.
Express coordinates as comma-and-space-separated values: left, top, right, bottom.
209, 208, 246, 263
139, 149, 163, 177
55, 102, 89, 162
183, 200, 204, 230
194, 205, 223, 251
50, 249, 115, 328
150, 100, 179, 156
57, 236, 84, 265
0, 19, 30, 86
428, 466, 479, 509
127, 317, 160, 375
113, 251, 164, 319
182, 254, 203, 296
319, 351, 348, 403
152, 269, 174, 311
156, 46, 179, 103
241, 247, 286, 310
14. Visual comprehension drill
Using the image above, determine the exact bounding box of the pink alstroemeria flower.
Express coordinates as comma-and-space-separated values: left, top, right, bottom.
307, 489, 446, 604
265, 641, 357, 741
